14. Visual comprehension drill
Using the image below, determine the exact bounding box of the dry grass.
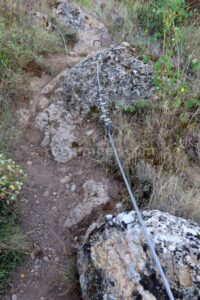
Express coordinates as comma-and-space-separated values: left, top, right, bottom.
0, 0, 77, 154
0, 1, 63, 94
91, 103, 200, 222
81, 0, 200, 223
0, 0, 77, 96
91, 0, 137, 43
57, 259, 81, 298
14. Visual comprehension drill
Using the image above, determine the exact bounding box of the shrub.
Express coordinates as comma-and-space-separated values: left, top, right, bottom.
75, 0, 93, 8
0, 104, 18, 155
89, 0, 200, 222
0, 155, 24, 208
0, 0, 74, 95
0, 155, 26, 293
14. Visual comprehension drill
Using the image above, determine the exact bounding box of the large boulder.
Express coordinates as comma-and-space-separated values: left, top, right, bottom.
35, 43, 153, 162
77, 210, 200, 300
55, 0, 112, 55
62, 43, 154, 112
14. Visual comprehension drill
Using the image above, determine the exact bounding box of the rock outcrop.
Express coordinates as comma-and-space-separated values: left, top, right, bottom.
62, 43, 154, 112
35, 43, 153, 162
55, 0, 112, 56
64, 179, 110, 228
78, 210, 200, 300
36, 101, 80, 163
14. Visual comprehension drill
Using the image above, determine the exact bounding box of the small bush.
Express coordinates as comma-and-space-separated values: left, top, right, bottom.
0, 155, 24, 207
0, 105, 18, 155
0, 155, 26, 293
75, 0, 93, 8
0, 6, 62, 94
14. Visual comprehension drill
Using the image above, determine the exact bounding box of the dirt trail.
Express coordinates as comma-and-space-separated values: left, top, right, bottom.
3, 25, 121, 300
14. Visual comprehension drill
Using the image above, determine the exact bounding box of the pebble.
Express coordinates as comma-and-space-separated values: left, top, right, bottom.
26, 161, 33, 166
70, 184, 76, 192
116, 202, 123, 212
43, 256, 49, 263
12, 295, 17, 300
34, 258, 40, 265
76, 170, 83, 176
53, 192, 57, 196
55, 257, 59, 263
60, 175, 71, 184
86, 129, 94, 136
44, 191, 49, 197
34, 264, 39, 271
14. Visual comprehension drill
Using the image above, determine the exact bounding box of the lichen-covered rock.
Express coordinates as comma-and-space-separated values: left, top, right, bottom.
78, 210, 200, 300
64, 180, 110, 228
56, 0, 83, 30
36, 101, 80, 163
62, 43, 154, 112
56, 0, 112, 55
35, 43, 153, 162
56, 0, 107, 32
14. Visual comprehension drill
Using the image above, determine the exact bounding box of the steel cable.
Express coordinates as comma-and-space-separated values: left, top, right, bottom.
96, 61, 175, 300
51, 23, 68, 57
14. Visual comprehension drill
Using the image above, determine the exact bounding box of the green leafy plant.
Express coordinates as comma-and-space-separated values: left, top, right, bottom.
0, 154, 24, 207
75, 0, 93, 8
93, 0, 200, 223
191, 58, 200, 71
137, 0, 190, 38
115, 99, 149, 114
147, 0, 198, 112
0, 154, 26, 293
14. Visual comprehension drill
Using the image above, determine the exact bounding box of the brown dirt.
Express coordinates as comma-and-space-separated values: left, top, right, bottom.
3, 52, 123, 300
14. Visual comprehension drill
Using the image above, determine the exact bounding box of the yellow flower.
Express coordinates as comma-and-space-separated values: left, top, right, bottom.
10, 185, 16, 191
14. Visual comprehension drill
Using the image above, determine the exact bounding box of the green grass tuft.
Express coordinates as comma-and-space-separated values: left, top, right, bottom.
0, 220, 26, 294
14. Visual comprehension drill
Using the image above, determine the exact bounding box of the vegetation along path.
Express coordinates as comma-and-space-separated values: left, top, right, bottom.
1, 0, 200, 299
3, 1, 122, 299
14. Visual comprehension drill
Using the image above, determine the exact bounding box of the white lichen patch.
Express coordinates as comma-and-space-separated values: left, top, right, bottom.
78, 210, 200, 300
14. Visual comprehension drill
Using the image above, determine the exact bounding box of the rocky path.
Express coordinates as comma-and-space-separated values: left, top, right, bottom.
3, 2, 122, 300
5, 123, 121, 300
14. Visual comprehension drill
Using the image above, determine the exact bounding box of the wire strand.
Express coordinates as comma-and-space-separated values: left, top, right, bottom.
96, 61, 175, 300
51, 23, 68, 57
